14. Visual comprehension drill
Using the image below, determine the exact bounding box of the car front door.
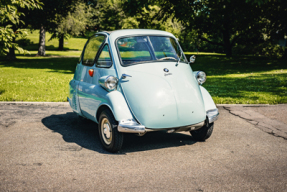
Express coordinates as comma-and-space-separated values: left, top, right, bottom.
77, 35, 106, 120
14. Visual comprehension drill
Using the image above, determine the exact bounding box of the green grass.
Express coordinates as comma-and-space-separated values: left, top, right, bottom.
0, 56, 77, 101
185, 54, 287, 104
185, 52, 225, 56
0, 30, 286, 103
19, 30, 88, 51
18, 50, 82, 57
0, 30, 85, 102
0, 54, 286, 103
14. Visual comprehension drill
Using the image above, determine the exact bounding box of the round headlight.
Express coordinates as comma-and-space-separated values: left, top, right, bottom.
105, 76, 118, 91
196, 71, 206, 85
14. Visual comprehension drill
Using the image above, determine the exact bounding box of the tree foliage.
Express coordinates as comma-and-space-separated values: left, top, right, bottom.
93, 0, 183, 38
23, 0, 77, 54
262, 0, 287, 59
49, 1, 94, 50
0, 0, 42, 58
3, 0, 285, 59
123, 0, 286, 57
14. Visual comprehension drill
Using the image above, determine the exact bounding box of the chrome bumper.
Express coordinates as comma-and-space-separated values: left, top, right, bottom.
118, 119, 206, 134
207, 109, 219, 123
118, 109, 219, 134
118, 119, 146, 133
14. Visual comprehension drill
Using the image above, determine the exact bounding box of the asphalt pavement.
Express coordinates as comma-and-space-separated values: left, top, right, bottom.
0, 102, 286, 191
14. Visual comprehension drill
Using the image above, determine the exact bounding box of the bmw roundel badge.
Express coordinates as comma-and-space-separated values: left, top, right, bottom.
164, 68, 169, 72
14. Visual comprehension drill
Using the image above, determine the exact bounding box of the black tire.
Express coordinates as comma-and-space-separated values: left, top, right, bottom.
190, 121, 214, 141
98, 109, 123, 153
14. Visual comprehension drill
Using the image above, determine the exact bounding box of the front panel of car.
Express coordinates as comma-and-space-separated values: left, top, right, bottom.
118, 62, 206, 128
109, 32, 206, 128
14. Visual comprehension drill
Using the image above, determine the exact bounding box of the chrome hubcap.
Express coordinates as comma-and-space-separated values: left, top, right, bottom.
104, 123, 111, 139
101, 118, 112, 145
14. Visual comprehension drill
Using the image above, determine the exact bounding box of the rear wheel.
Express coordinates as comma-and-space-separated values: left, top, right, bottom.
98, 109, 123, 152
190, 121, 214, 141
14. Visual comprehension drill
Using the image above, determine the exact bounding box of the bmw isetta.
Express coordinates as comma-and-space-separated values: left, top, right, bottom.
68, 29, 219, 152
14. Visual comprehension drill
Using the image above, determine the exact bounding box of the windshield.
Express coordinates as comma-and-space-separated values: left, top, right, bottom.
117, 36, 187, 65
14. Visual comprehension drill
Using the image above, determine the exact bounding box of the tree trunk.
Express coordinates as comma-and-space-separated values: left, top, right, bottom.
6, 47, 16, 61
282, 47, 287, 60
6, 37, 16, 61
38, 25, 46, 56
224, 42, 232, 57
58, 34, 64, 50
222, 30, 232, 57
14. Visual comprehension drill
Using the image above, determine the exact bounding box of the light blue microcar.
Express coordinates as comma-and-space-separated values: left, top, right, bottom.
68, 29, 219, 152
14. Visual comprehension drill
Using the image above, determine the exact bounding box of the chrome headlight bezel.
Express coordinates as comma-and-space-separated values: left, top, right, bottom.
195, 71, 206, 85
105, 76, 118, 91
99, 75, 118, 91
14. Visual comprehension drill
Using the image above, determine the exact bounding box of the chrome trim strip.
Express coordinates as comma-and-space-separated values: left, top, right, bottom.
207, 108, 219, 123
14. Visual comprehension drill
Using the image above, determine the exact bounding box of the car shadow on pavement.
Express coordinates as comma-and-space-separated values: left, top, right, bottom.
42, 112, 197, 154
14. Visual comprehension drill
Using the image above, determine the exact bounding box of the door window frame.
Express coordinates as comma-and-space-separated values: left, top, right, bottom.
81, 34, 107, 67
95, 44, 113, 68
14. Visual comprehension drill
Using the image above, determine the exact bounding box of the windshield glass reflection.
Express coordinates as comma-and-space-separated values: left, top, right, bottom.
117, 36, 187, 65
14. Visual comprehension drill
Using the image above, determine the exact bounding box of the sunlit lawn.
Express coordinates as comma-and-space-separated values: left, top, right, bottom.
18, 50, 82, 57
0, 53, 286, 103
21, 30, 87, 51
0, 56, 77, 101
186, 53, 287, 104
0, 31, 84, 102
0, 30, 286, 103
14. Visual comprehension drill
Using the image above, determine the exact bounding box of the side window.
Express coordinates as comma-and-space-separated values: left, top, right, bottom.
82, 35, 106, 66
96, 45, 112, 68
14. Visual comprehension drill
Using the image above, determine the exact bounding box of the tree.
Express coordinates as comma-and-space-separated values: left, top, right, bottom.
50, 1, 94, 50
0, 0, 42, 60
92, 0, 126, 31
123, 0, 267, 57
263, 0, 287, 59
24, 0, 76, 55
93, 0, 183, 37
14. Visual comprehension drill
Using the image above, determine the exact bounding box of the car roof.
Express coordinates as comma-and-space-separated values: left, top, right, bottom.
99, 29, 175, 41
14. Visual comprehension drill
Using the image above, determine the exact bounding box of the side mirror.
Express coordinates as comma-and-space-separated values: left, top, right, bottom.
190, 55, 196, 63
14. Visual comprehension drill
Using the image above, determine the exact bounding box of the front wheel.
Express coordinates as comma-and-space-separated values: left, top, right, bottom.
190, 121, 214, 141
98, 109, 123, 153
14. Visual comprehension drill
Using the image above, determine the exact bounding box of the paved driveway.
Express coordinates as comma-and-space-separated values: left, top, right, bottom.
0, 103, 286, 191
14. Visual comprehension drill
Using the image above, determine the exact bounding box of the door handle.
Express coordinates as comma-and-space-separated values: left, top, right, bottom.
121, 74, 132, 79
